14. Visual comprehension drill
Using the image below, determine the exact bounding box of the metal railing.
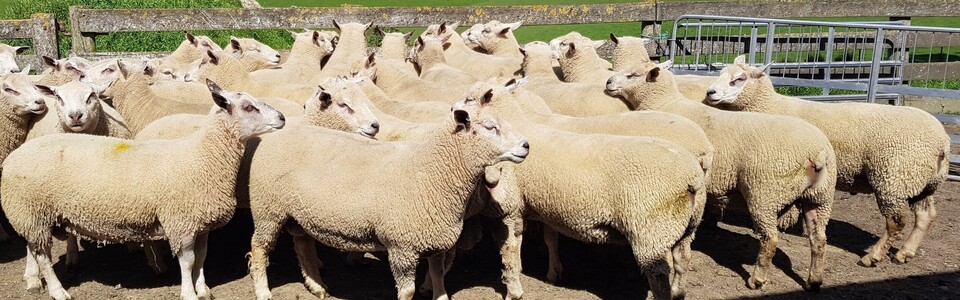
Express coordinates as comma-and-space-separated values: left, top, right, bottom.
668, 15, 960, 103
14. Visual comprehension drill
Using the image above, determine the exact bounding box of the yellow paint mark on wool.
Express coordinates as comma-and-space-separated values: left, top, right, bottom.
112, 143, 131, 155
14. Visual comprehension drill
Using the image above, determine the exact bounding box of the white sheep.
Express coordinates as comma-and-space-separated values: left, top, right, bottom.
519, 41, 631, 116
421, 22, 522, 79
410, 36, 477, 86
316, 20, 373, 78
100, 61, 215, 134
198, 50, 317, 105
465, 21, 524, 58
364, 54, 474, 104
0, 71, 49, 241
0, 43, 29, 74
244, 100, 528, 300
374, 27, 418, 75
551, 32, 612, 85
707, 56, 951, 267
1, 79, 285, 300
33, 54, 89, 85
249, 30, 338, 86
608, 33, 716, 101
29, 81, 132, 140
224, 36, 281, 71
158, 32, 223, 71
606, 61, 838, 291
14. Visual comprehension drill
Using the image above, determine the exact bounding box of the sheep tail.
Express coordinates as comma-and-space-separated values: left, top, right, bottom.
805, 150, 829, 191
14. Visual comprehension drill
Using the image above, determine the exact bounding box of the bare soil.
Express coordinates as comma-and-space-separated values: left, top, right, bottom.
1, 140, 959, 300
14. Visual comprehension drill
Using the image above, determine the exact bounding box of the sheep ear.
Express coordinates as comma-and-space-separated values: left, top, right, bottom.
206, 50, 220, 65
565, 42, 577, 58
365, 52, 376, 68
229, 36, 241, 52
610, 33, 619, 44
364, 22, 374, 32
518, 47, 526, 56
13, 46, 29, 55
41, 56, 58, 69
332, 19, 342, 32
331, 36, 340, 46
317, 90, 332, 107
438, 22, 448, 35
118, 61, 134, 79
35, 84, 56, 98
375, 26, 386, 36
19, 65, 31, 75
416, 36, 425, 51
507, 21, 522, 31
442, 42, 452, 51
143, 63, 155, 77
482, 89, 494, 105
453, 109, 470, 132
657, 60, 674, 70
67, 50, 78, 58
733, 55, 747, 65
506, 76, 529, 93
311, 31, 322, 46
186, 32, 198, 45
403, 31, 414, 42
751, 63, 771, 78
499, 27, 511, 37
646, 67, 661, 82
206, 79, 229, 110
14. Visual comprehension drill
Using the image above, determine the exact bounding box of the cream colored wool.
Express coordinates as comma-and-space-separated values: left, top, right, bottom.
468, 21, 523, 58
367, 56, 473, 103
0, 43, 28, 74
520, 42, 630, 116
0, 72, 49, 241
411, 36, 477, 86
1, 82, 285, 300
250, 30, 338, 86
420, 22, 522, 80
154, 33, 222, 79
225, 36, 281, 72
553, 32, 614, 85
375, 28, 419, 76
449, 82, 707, 300
608, 34, 718, 102
316, 21, 373, 78
708, 61, 951, 267
32, 55, 89, 85
27, 81, 132, 141
607, 61, 838, 291
244, 103, 528, 300
102, 64, 213, 134
198, 50, 317, 105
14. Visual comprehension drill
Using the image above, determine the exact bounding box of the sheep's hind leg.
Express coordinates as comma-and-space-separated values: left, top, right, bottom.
802, 203, 830, 292
175, 235, 198, 300
895, 197, 937, 264
670, 235, 693, 299
859, 196, 906, 267
426, 254, 450, 300
635, 250, 671, 300
64, 235, 79, 270
388, 249, 420, 300
193, 232, 211, 299
746, 201, 780, 290
32, 242, 71, 300
249, 217, 285, 300
292, 233, 329, 298
23, 246, 42, 293
143, 240, 169, 274
543, 225, 563, 283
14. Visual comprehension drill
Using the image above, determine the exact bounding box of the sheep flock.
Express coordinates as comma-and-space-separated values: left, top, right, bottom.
0, 19, 951, 300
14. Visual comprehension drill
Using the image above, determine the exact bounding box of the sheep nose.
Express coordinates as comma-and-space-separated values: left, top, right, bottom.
69, 112, 83, 122
275, 54, 281, 59
522, 141, 529, 149
606, 78, 613, 85
278, 114, 286, 122
706, 89, 717, 95
33, 99, 44, 106
371, 122, 380, 130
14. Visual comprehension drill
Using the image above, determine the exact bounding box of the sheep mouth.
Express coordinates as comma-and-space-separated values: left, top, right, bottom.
358, 129, 378, 139
68, 123, 86, 131
28, 106, 47, 114
501, 152, 528, 163
604, 88, 621, 96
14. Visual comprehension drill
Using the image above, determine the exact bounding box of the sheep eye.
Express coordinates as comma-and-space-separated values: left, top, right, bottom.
3, 88, 16, 94
243, 103, 258, 112
163, 71, 172, 75
103, 68, 114, 74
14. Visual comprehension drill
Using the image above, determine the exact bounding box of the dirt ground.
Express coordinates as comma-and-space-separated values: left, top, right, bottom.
1, 140, 959, 300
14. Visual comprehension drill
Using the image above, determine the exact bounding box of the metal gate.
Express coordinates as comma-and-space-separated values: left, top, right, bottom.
667, 15, 960, 104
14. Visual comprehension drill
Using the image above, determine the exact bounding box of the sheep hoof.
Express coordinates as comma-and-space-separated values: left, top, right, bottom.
255, 293, 272, 300
25, 277, 43, 294
504, 291, 523, 300
893, 251, 914, 264
418, 281, 433, 296
857, 254, 881, 267
49, 288, 72, 300
803, 280, 822, 292
746, 277, 765, 290
546, 270, 562, 284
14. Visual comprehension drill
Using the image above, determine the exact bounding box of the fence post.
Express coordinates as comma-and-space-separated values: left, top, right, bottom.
867, 28, 885, 103
29, 13, 58, 66
69, 6, 95, 53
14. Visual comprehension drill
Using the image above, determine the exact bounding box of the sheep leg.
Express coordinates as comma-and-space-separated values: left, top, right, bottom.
859, 206, 905, 267
175, 236, 199, 300
426, 255, 450, 300
32, 242, 71, 300
193, 232, 211, 299
344, 251, 364, 267
636, 252, 671, 300
802, 204, 829, 292
747, 216, 779, 290
292, 234, 329, 298
543, 225, 563, 283
669, 236, 693, 299
143, 241, 168, 274
65, 235, 79, 270
388, 249, 420, 300
499, 214, 525, 300
0, 225, 9, 241
23, 246, 43, 293
895, 198, 937, 264
249, 219, 284, 300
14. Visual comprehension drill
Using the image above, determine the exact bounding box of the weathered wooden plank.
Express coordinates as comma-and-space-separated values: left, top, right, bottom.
0, 19, 34, 39
659, 0, 960, 20
903, 61, 960, 81
30, 14, 58, 65
70, 6, 95, 53
13, 54, 39, 71
71, 3, 656, 33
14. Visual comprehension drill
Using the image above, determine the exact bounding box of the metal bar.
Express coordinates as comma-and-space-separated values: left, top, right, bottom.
765, 22, 775, 66
867, 28, 885, 103
676, 15, 960, 33
676, 21, 908, 28
824, 26, 835, 95
749, 26, 759, 64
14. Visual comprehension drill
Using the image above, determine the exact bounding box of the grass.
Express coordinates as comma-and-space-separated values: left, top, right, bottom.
260, 0, 644, 7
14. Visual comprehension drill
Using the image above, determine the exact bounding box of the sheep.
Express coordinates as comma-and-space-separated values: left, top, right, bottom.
519, 41, 631, 116
365, 54, 472, 104
459, 23, 487, 52
421, 22, 521, 79
606, 60, 839, 291
159, 32, 223, 70
608, 33, 715, 101
410, 36, 477, 86
447, 81, 707, 299
0, 71, 49, 241
146, 57, 201, 82
244, 99, 528, 300
0, 43, 29, 74
316, 20, 373, 78
465, 21, 524, 58
28, 81, 132, 140
1, 79, 285, 300
224, 36, 281, 71
33, 54, 89, 85
198, 50, 317, 106
101, 61, 214, 134
374, 27, 418, 75
706, 56, 951, 267
551, 32, 613, 85
249, 30, 338, 87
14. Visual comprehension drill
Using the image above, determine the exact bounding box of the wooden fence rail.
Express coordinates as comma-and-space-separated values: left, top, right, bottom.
0, 13, 58, 70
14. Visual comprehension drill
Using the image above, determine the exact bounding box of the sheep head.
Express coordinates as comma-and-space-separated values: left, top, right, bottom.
705, 55, 773, 106
206, 79, 285, 140
228, 36, 282, 67
451, 82, 529, 165
0, 73, 48, 116
0, 44, 29, 74
36, 81, 103, 133
304, 76, 380, 139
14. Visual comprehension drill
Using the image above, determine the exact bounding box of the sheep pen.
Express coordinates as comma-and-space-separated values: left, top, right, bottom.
0, 4, 959, 299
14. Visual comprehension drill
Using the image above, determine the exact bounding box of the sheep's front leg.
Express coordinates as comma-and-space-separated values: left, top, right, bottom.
543, 225, 563, 283
292, 234, 329, 298
32, 242, 71, 300
499, 214, 525, 300
176, 236, 198, 300
65, 235, 79, 270
896, 197, 937, 264
426, 255, 449, 300
249, 217, 285, 300
23, 246, 42, 293
193, 232, 211, 299
388, 249, 420, 300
